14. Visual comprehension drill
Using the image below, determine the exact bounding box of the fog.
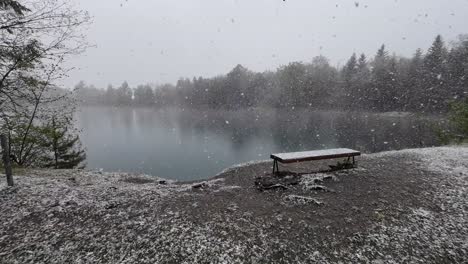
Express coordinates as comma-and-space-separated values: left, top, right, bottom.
66, 0, 468, 88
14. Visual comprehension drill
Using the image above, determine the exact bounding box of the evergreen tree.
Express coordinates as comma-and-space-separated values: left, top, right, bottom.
357, 53, 368, 71
355, 53, 371, 110
376, 45, 389, 61
41, 115, 86, 169
383, 56, 402, 110
370, 45, 391, 111
405, 49, 425, 111
344, 53, 358, 76
447, 35, 468, 101
449, 99, 468, 141
422, 35, 449, 112
343, 53, 358, 109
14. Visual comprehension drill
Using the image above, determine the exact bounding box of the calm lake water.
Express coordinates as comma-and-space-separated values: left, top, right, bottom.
76, 107, 441, 181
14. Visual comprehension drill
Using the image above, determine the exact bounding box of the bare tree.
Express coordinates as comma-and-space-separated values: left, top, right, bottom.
0, 0, 90, 174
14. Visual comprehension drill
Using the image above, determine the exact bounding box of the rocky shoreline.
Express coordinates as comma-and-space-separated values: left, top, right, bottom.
1, 146, 467, 263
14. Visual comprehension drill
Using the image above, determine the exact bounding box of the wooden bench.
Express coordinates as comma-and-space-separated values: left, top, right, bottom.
270, 148, 361, 174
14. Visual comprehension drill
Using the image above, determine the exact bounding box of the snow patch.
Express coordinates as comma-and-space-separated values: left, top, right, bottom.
283, 195, 324, 206
300, 173, 338, 192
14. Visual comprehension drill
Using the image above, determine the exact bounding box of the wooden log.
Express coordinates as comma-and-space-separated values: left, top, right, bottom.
0, 134, 13, 186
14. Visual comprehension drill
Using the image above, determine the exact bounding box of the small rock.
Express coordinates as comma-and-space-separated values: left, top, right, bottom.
264, 184, 288, 190
307, 185, 333, 192
192, 183, 207, 189
105, 203, 119, 209
65, 200, 78, 207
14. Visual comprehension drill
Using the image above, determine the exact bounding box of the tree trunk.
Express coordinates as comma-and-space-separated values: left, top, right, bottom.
52, 117, 58, 169
0, 134, 13, 186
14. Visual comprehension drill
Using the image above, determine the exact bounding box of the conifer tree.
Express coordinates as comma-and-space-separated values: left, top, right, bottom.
354, 53, 371, 110
405, 49, 425, 111
343, 53, 358, 109
447, 35, 468, 101
41, 115, 86, 169
357, 54, 368, 71
370, 45, 391, 111
422, 35, 449, 112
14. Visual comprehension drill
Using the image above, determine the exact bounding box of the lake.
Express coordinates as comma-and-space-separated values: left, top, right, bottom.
76, 107, 441, 181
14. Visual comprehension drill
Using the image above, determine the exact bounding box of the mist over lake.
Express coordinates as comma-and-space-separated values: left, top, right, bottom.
76, 107, 440, 180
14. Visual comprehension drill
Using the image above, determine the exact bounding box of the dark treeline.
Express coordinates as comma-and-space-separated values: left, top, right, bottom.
76, 35, 468, 113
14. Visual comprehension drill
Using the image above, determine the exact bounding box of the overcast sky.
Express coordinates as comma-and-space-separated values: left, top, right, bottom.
65, 0, 468, 88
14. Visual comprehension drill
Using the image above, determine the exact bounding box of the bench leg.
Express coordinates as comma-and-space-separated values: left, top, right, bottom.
347, 156, 357, 167
272, 159, 280, 175
343, 156, 357, 168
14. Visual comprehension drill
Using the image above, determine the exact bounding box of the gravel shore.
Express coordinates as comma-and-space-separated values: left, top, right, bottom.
1, 146, 467, 263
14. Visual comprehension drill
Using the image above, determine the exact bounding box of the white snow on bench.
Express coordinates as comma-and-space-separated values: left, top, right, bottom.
271, 148, 360, 162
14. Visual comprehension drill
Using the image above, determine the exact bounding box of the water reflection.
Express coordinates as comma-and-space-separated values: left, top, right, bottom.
76, 107, 441, 180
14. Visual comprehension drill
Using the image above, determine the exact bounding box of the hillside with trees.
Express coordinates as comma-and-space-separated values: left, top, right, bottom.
76, 35, 468, 114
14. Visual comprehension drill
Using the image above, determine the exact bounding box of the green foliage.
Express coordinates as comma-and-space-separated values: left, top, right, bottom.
438, 100, 468, 144
40, 117, 86, 169
7, 113, 86, 169
7, 116, 46, 167
449, 100, 468, 141
420, 35, 450, 112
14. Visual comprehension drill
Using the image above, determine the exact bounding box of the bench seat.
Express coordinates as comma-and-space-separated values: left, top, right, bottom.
270, 148, 361, 173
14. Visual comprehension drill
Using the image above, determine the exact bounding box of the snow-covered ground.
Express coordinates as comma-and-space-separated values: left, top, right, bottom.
335, 146, 468, 263
0, 146, 467, 263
